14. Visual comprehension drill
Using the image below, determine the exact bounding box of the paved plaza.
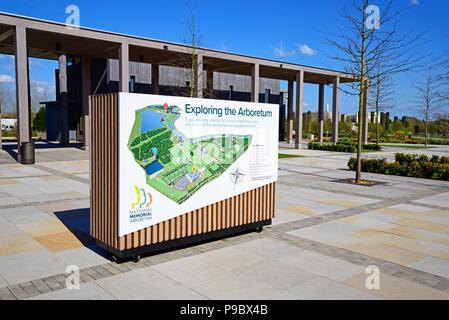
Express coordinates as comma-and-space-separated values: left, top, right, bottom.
0, 143, 449, 300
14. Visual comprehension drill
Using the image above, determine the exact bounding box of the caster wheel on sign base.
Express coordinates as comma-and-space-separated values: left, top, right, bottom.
255, 227, 263, 233
133, 255, 141, 263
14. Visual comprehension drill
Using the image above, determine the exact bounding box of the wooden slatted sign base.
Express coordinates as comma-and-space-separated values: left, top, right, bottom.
90, 93, 276, 259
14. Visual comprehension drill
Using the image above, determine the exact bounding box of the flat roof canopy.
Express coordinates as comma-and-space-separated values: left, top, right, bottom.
0, 12, 355, 85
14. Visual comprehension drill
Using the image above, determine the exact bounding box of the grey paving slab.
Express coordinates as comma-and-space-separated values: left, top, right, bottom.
0, 250, 68, 285
0, 206, 51, 225
414, 192, 449, 208
0, 273, 8, 288
285, 276, 378, 300
28, 282, 115, 300
192, 273, 287, 300
55, 247, 110, 270
0, 196, 24, 206
151, 254, 228, 287
0, 216, 22, 236
409, 256, 449, 280
96, 267, 179, 299
234, 259, 317, 290
138, 284, 207, 300
194, 246, 266, 272
276, 249, 365, 281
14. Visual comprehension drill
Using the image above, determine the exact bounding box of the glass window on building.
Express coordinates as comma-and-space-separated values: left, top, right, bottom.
129, 76, 136, 93
264, 89, 271, 103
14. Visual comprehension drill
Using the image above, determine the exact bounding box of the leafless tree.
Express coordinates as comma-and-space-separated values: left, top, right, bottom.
177, 2, 208, 98
369, 57, 395, 144
326, 0, 424, 183
413, 67, 444, 146
0, 82, 15, 148
30, 81, 50, 113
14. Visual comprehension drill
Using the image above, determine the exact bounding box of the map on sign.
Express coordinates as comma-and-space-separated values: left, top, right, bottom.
128, 104, 252, 204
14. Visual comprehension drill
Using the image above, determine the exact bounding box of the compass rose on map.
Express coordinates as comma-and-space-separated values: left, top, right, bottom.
229, 167, 245, 189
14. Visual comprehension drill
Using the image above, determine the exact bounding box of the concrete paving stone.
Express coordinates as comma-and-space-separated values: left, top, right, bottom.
0, 287, 15, 300
339, 242, 426, 266
237, 238, 306, 260
138, 284, 207, 300
31, 279, 52, 294
399, 239, 449, 261
276, 249, 366, 282
192, 273, 287, 300
391, 218, 449, 234
344, 272, 449, 300
43, 277, 64, 291
1, 206, 52, 225
287, 222, 362, 245
196, 246, 266, 272
353, 229, 416, 247
0, 216, 23, 236
285, 276, 378, 300
152, 254, 228, 287
0, 196, 24, 206
0, 249, 68, 285
234, 259, 317, 290
0, 165, 49, 179
409, 256, 449, 279
415, 192, 449, 208
96, 267, 179, 299
17, 218, 69, 238
28, 282, 115, 300
20, 282, 41, 296
0, 273, 9, 288
0, 233, 44, 256
8, 284, 29, 299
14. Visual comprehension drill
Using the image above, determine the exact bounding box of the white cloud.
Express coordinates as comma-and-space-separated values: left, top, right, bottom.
299, 44, 316, 56
273, 46, 296, 58
410, 0, 419, 5
0, 74, 14, 83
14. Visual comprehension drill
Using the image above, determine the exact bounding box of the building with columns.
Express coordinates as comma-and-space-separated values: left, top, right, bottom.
0, 12, 367, 163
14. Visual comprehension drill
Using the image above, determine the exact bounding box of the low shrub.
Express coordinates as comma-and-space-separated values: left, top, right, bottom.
309, 142, 382, 153
308, 142, 356, 153
362, 144, 382, 151
348, 153, 449, 181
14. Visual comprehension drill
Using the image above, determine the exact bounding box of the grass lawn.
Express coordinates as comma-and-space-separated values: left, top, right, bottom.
381, 144, 435, 149
278, 153, 304, 159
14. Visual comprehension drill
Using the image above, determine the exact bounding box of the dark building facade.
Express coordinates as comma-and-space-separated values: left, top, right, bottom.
44, 58, 283, 142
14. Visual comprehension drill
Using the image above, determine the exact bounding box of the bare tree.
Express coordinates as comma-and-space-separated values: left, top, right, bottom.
0, 82, 13, 114
30, 81, 50, 113
369, 57, 395, 144
413, 67, 444, 146
177, 2, 208, 98
326, 0, 424, 183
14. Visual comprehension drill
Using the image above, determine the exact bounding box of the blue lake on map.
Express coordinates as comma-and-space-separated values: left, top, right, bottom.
145, 161, 164, 175
141, 109, 164, 133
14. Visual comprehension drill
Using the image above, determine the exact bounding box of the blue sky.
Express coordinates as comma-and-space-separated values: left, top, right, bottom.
0, 0, 448, 117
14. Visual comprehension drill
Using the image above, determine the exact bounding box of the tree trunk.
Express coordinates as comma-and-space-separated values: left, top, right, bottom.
356, 80, 365, 183
425, 119, 428, 147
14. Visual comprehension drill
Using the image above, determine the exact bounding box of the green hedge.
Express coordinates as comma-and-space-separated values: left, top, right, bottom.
348, 153, 449, 181
308, 142, 382, 153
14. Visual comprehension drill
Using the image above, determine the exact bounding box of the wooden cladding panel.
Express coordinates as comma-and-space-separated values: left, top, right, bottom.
90, 93, 276, 252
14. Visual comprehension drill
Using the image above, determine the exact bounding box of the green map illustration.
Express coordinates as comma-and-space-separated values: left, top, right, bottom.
128, 104, 252, 204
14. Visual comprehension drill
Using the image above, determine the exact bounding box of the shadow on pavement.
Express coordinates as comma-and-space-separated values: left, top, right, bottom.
54, 208, 114, 261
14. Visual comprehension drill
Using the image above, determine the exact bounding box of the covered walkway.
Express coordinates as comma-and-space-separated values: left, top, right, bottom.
0, 12, 366, 163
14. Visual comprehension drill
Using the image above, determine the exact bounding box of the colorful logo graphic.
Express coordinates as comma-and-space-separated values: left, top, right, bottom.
129, 186, 153, 223
131, 185, 153, 209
